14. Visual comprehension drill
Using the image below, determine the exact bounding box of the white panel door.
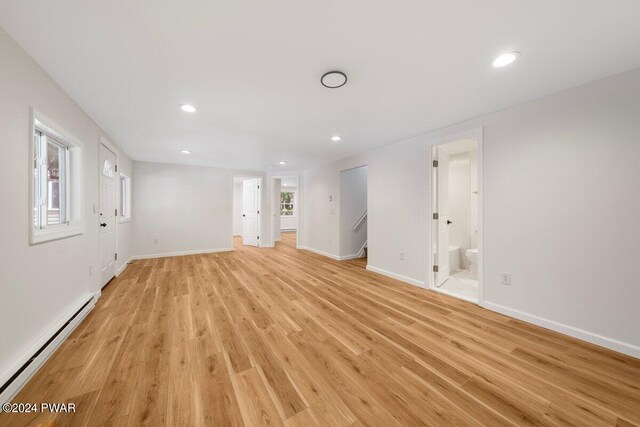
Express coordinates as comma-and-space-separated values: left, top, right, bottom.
99, 144, 117, 286
242, 178, 260, 246
434, 148, 450, 287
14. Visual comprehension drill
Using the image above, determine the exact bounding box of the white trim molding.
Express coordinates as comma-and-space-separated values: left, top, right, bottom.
116, 257, 133, 276
297, 246, 341, 260
366, 265, 426, 288
482, 301, 640, 359
132, 247, 233, 260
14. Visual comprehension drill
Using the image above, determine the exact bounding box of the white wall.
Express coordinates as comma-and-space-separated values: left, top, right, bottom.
0, 28, 132, 385
301, 68, 640, 356
273, 179, 281, 240
232, 180, 243, 236
133, 162, 232, 257
340, 166, 368, 257
133, 163, 267, 257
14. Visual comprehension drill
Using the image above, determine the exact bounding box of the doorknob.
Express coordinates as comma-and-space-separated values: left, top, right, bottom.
447, 220, 453, 225
100, 222, 107, 227
242, 214, 246, 217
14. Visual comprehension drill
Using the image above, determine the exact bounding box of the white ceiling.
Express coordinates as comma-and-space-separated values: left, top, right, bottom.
1, 1, 640, 171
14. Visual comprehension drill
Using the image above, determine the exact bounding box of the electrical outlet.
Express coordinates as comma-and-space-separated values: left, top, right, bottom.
501, 272, 512, 286
88, 265, 93, 276
154, 238, 158, 245
400, 252, 405, 261
328, 238, 332, 245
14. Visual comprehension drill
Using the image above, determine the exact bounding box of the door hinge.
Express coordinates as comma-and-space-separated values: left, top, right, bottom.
433, 265, 439, 273
257, 236, 260, 240
257, 185, 260, 189
115, 164, 118, 172
115, 253, 118, 261
115, 209, 118, 216
433, 213, 439, 220
257, 210, 260, 214
433, 160, 439, 167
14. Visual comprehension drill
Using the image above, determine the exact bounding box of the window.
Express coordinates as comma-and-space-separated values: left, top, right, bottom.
120, 173, 131, 222
34, 130, 68, 228
281, 191, 295, 216
30, 110, 83, 244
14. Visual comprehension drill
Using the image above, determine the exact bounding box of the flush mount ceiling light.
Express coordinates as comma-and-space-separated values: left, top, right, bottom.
180, 104, 197, 113
331, 136, 342, 142
279, 161, 287, 165
321, 71, 347, 89
492, 52, 520, 68
180, 150, 192, 154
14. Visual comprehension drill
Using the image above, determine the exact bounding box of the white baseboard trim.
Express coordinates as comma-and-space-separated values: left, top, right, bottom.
482, 301, 640, 359
116, 257, 133, 276
339, 253, 364, 261
132, 247, 232, 260
298, 246, 341, 260
0, 293, 96, 404
366, 265, 426, 288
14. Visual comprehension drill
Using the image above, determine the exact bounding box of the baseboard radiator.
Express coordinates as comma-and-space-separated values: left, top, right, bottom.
0, 297, 95, 404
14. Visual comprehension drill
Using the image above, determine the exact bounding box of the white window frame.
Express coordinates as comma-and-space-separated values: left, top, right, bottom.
29, 109, 83, 244
119, 173, 132, 223
280, 190, 296, 218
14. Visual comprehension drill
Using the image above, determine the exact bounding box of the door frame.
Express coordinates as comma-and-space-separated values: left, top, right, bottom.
231, 175, 263, 249
425, 126, 484, 305
98, 136, 119, 288
270, 174, 300, 249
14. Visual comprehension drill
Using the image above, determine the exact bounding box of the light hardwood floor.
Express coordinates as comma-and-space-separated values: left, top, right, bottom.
1, 232, 639, 426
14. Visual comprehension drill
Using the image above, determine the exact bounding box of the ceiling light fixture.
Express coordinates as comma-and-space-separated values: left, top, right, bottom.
279, 161, 287, 165
180, 104, 197, 113
331, 136, 342, 142
321, 71, 348, 89
492, 52, 520, 68
180, 150, 192, 154
283, 183, 288, 187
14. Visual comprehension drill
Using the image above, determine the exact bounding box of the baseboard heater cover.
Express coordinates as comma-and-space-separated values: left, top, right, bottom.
0, 297, 95, 404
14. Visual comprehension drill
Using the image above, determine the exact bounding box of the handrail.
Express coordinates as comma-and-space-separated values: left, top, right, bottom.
353, 210, 367, 231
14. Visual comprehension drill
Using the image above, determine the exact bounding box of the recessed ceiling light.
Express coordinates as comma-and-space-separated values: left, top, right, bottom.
321, 71, 347, 89
331, 136, 342, 142
279, 161, 287, 165
492, 52, 520, 68
180, 150, 192, 154
180, 104, 197, 113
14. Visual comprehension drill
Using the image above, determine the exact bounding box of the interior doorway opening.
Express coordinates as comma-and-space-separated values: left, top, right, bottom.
430, 132, 482, 303
232, 176, 262, 247
271, 175, 299, 249
340, 165, 368, 261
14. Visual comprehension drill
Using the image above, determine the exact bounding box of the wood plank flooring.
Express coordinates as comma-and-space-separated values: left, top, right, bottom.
1, 232, 639, 426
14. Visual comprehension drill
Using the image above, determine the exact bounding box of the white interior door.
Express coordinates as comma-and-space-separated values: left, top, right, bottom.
99, 144, 117, 286
242, 178, 260, 246
434, 148, 450, 287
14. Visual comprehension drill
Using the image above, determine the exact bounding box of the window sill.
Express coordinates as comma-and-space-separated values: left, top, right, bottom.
119, 218, 132, 224
30, 226, 83, 245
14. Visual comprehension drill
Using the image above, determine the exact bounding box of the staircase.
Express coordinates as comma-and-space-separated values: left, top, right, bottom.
354, 211, 368, 258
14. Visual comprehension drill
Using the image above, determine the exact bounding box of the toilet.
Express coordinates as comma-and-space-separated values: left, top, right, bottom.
465, 248, 479, 280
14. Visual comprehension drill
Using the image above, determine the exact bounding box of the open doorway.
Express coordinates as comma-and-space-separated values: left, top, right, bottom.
340, 165, 368, 261
430, 131, 482, 303
232, 176, 262, 247
272, 175, 299, 248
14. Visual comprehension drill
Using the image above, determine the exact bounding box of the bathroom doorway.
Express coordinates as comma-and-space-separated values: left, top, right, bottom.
429, 129, 483, 303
